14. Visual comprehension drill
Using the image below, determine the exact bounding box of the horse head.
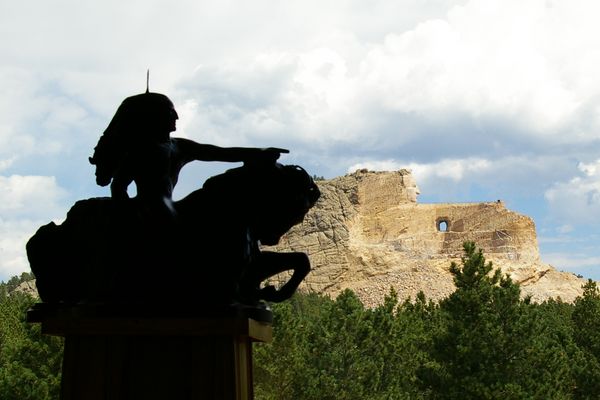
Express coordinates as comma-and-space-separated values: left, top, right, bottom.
200, 162, 320, 245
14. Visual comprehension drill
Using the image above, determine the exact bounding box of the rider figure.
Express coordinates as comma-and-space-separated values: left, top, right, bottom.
89, 92, 287, 215
86, 91, 316, 304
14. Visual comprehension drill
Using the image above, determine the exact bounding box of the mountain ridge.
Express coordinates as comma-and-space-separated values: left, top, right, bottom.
266, 168, 585, 306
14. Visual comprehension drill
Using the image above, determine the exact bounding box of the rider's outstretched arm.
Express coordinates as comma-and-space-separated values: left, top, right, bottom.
175, 138, 288, 163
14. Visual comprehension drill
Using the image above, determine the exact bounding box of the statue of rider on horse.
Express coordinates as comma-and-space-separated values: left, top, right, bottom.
27, 91, 320, 308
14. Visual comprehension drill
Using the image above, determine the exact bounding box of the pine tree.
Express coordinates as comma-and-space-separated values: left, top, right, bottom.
254, 292, 328, 400
419, 242, 573, 399
0, 292, 63, 400
571, 280, 600, 399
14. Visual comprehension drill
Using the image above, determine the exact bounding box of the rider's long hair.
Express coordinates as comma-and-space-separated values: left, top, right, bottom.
89, 92, 175, 186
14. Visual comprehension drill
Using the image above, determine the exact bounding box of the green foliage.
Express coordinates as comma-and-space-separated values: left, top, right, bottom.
254, 292, 329, 400
571, 280, 600, 398
255, 242, 600, 399
419, 242, 579, 399
254, 288, 440, 399
3, 244, 600, 399
420, 242, 529, 398
573, 280, 600, 358
0, 271, 34, 298
0, 283, 63, 400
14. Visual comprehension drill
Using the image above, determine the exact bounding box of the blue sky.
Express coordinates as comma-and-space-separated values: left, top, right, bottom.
1, 0, 600, 281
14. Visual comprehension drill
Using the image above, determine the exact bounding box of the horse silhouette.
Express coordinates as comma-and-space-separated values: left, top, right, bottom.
27, 161, 320, 306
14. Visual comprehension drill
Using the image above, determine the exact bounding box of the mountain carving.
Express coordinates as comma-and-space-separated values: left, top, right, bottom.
265, 169, 586, 306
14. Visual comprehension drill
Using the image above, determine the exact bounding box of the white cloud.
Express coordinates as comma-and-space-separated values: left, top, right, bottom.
3, 0, 600, 167
0, 67, 41, 157
578, 159, 600, 177
3, 0, 600, 279
413, 158, 491, 182
0, 175, 67, 281
544, 252, 600, 272
358, 0, 592, 135
346, 155, 577, 202
347, 159, 408, 173
0, 219, 41, 281
547, 255, 600, 270
557, 225, 574, 234
0, 175, 67, 219
348, 157, 491, 183
177, 47, 366, 147
164, 0, 600, 164
0, 157, 16, 173
545, 159, 600, 224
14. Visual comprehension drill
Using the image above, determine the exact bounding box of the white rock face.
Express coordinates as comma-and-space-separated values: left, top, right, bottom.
266, 169, 586, 306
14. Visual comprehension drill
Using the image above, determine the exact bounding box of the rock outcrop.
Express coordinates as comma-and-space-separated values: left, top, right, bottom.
266, 169, 585, 307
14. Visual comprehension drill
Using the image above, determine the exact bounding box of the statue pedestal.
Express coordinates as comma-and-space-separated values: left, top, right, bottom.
28, 304, 272, 400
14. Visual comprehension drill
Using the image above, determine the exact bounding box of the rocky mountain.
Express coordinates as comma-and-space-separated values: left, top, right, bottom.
266, 169, 586, 307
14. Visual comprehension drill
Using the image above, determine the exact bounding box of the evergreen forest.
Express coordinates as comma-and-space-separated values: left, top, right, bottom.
2, 243, 600, 399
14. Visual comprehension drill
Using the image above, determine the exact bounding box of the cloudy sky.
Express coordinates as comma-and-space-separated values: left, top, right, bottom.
1, 0, 600, 282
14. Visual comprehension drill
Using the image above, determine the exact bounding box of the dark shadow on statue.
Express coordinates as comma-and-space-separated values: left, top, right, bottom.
26, 92, 320, 314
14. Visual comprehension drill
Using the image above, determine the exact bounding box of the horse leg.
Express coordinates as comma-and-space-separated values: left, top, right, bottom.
244, 251, 310, 302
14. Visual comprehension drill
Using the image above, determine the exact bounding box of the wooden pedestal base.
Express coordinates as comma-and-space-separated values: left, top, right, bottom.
28, 305, 272, 400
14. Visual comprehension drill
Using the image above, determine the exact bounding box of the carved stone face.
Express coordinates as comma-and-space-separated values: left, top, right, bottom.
403, 174, 420, 203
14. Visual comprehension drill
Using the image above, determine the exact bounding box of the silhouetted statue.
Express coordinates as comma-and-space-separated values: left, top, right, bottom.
89, 92, 286, 216
27, 92, 320, 308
